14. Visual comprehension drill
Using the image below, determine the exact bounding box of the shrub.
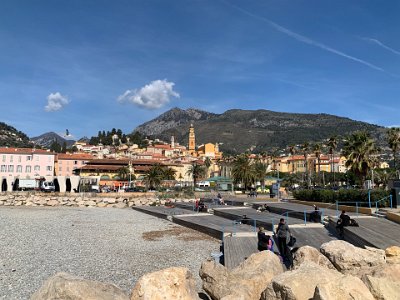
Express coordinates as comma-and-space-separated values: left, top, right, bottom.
293, 189, 390, 206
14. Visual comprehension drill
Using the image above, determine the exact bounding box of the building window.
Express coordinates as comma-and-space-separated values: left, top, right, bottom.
26, 166, 31, 173
2, 155, 5, 162
48, 156, 51, 162
0, 165, 6, 172
74, 161, 78, 165
36, 156, 39, 161
46, 166, 52, 171
26, 155, 32, 161
10, 156, 13, 162
59, 167, 62, 171
34, 165, 40, 171
59, 161, 62, 165
8, 165, 14, 172
18, 156, 21, 163
16, 165, 22, 173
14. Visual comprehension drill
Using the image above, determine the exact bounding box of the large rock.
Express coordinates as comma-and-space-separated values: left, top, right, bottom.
320, 240, 386, 276
363, 264, 400, 300
200, 250, 283, 300
261, 261, 374, 300
313, 277, 374, 300
386, 246, 400, 264
30, 272, 129, 300
130, 267, 199, 300
292, 246, 335, 270
47, 199, 59, 206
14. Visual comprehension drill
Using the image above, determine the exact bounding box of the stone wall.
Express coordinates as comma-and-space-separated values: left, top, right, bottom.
0, 193, 192, 208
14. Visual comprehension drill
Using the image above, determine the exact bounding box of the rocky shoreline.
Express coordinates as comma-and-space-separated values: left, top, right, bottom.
0, 193, 191, 208
31, 241, 400, 300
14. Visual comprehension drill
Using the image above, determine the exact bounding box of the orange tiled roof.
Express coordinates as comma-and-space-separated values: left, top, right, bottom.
57, 153, 94, 160
0, 147, 55, 155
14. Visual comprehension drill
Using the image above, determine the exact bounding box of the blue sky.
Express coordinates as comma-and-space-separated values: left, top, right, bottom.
1, 0, 400, 139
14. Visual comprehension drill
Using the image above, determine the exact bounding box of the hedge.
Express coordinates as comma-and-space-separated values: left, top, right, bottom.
292, 189, 390, 207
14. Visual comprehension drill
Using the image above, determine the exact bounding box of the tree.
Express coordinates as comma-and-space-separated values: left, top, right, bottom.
326, 135, 338, 186
312, 143, 322, 185
204, 157, 212, 178
187, 163, 206, 189
144, 164, 165, 190
61, 142, 67, 154
254, 160, 268, 192
231, 154, 255, 191
117, 166, 130, 180
50, 140, 62, 153
387, 127, 400, 172
301, 142, 310, 187
162, 167, 176, 180
342, 131, 379, 186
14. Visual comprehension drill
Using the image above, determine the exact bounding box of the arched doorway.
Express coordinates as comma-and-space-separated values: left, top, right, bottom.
53, 179, 60, 192
1, 179, 7, 192
66, 178, 71, 192
13, 178, 19, 191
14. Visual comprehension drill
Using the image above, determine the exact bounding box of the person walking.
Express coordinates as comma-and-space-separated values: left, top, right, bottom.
276, 218, 292, 259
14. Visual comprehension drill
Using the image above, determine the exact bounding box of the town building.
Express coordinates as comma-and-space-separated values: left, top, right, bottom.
55, 153, 94, 177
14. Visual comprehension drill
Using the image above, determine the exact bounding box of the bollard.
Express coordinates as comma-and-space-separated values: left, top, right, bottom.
304, 210, 307, 226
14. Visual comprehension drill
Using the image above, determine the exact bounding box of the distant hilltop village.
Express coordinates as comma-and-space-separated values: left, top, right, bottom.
0, 124, 224, 192
0, 121, 394, 193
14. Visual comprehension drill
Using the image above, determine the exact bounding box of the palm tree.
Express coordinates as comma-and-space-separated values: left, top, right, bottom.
288, 145, 296, 173
187, 162, 206, 189
301, 142, 310, 187
231, 154, 255, 191
326, 136, 338, 186
117, 166, 130, 180
312, 143, 322, 185
162, 167, 176, 180
342, 131, 379, 186
254, 160, 268, 192
387, 127, 400, 171
144, 164, 164, 190
204, 157, 212, 178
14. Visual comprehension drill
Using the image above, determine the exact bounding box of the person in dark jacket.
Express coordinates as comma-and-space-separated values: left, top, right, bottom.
336, 210, 350, 236
257, 226, 272, 251
276, 218, 291, 259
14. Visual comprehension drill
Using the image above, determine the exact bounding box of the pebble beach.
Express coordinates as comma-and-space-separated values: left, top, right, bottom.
0, 206, 219, 299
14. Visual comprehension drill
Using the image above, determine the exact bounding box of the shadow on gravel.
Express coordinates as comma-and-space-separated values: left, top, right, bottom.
142, 226, 217, 242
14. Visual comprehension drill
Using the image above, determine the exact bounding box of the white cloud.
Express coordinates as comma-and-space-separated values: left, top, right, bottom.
117, 79, 179, 109
45, 92, 69, 112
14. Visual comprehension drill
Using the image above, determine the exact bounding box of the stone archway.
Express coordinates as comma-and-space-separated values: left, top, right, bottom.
66, 178, 71, 192
13, 178, 19, 191
1, 179, 7, 192
53, 179, 60, 192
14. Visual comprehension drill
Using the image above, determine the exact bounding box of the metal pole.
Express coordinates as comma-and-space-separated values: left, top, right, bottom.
368, 190, 371, 208
304, 210, 307, 226
336, 201, 338, 217
390, 194, 393, 208
253, 219, 257, 232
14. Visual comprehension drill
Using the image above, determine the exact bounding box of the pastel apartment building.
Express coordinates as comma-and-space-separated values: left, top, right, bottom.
0, 148, 56, 179
55, 153, 94, 177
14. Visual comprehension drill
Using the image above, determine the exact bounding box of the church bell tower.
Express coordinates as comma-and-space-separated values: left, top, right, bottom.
189, 123, 195, 154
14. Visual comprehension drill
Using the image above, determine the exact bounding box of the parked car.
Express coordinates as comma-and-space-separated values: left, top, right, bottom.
41, 181, 55, 192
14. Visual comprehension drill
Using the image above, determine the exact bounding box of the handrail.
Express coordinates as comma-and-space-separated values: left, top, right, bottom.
335, 195, 393, 216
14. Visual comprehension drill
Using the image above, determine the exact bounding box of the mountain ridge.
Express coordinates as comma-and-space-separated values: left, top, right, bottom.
134, 107, 386, 153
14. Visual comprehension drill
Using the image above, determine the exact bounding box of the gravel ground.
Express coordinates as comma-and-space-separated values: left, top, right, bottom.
0, 207, 220, 299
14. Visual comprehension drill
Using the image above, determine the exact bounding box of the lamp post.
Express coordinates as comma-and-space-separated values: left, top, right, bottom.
127, 137, 132, 187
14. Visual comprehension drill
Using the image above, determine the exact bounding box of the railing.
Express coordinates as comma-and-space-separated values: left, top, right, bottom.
335, 194, 392, 217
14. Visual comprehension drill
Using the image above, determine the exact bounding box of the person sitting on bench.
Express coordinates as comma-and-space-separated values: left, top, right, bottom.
241, 214, 251, 225
310, 205, 321, 222
336, 210, 350, 236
